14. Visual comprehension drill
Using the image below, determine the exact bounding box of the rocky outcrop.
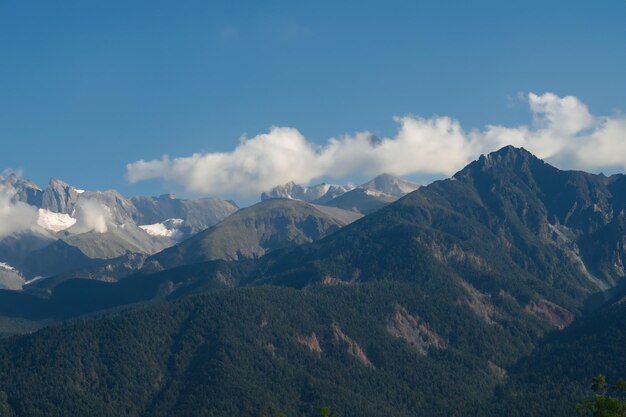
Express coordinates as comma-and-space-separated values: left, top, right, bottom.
359, 173, 420, 197
296, 332, 322, 357
262, 181, 353, 203
131, 194, 238, 236
459, 280, 496, 325
524, 298, 575, 329
387, 305, 447, 355
332, 323, 374, 368
41, 178, 80, 214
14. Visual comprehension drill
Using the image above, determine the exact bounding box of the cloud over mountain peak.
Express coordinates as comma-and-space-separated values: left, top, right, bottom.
126, 92, 626, 198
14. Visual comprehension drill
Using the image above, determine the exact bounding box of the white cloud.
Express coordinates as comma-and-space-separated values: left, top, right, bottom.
0, 182, 39, 238
126, 92, 626, 198
127, 127, 321, 198
71, 198, 112, 234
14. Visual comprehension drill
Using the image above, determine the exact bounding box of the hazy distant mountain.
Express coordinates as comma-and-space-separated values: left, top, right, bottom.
20, 239, 103, 279
0, 231, 55, 281
321, 188, 398, 214
26, 253, 156, 290
262, 181, 354, 203
359, 173, 420, 197
6, 176, 237, 237
26, 199, 361, 288
62, 223, 174, 259
149, 198, 362, 270
131, 193, 238, 237
1, 173, 43, 206
17, 188, 175, 278
0, 177, 240, 281
78, 189, 139, 224
321, 174, 420, 214
261, 174, 419, 215
14, 223, 175, 280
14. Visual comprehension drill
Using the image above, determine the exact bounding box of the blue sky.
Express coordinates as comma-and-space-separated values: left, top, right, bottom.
2, 0, 626, 202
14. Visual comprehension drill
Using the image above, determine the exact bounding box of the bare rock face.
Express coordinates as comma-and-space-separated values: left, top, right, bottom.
131, 194, 239, 236
524, 298, 575, 329
1, 174, 43, 206
359, 173, 420, 198
77, 190, 138, 225
262, 174, 420, 215
262, 181, 354, 203
386, 305, 447, 355
295, 332, 323, 357
41, 178, 80, 214
0, 263, 25, 290
459, 280, 496, 325
332, 323, 374, 368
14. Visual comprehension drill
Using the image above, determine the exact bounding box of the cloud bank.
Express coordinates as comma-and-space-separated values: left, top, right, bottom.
71, 199, 112, 234
126, 92, 626, 198
0, 182, 39, 238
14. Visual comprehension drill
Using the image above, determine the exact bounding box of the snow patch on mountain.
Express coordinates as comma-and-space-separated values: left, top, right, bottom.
359, 174, 420, 197
0, 261, 25, 290
363, 189, 387, 197
139, 218, 185, 240
261, 181, 354, 203
37, 208, 77, 232
0, 262, 15, 271
262, 174, 419, 205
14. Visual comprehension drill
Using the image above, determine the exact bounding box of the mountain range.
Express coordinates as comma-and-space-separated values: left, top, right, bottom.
262, 174, 420, 214
0, 147, 624, 416
0, 173, 415, 289
0, 176, 238, 288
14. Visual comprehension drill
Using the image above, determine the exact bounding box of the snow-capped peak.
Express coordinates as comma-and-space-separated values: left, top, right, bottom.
358, 174, 420, 197
261, 182, 354, 203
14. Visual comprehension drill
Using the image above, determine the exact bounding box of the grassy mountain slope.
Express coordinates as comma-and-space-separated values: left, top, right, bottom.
149, 199, 362, 270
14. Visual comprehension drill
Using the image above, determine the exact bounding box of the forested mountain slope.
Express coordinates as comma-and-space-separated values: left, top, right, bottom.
0, 147, 625, 416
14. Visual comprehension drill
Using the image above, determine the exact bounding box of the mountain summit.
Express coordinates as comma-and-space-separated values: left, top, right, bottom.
261, 174, 420, 214
261, 181, 354, 203
359, 173, 420, 197
252, 146, 625, 308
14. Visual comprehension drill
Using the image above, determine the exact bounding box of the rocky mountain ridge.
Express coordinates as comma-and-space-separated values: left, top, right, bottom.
0, 176, 239, 285
262, 173, 420, 214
